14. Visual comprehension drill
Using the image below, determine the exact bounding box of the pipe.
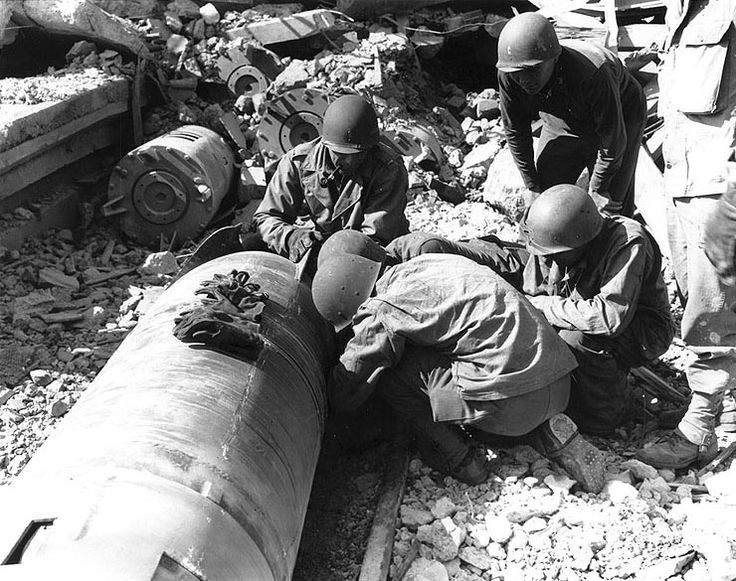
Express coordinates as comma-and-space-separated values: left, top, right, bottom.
0, 252, 333, 580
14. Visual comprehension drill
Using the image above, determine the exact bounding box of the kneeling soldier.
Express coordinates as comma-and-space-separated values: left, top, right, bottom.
312, 232, 605, 492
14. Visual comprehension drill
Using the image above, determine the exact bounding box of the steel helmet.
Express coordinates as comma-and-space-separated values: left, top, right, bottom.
522, 184, 603, 255
312, 254, 382, 331
496, 12, 561, 72
317, 230, 387, 270
322, 95, 380, 154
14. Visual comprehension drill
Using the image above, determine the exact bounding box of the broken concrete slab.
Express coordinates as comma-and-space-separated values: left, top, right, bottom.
12, 0, 150, 57
225, 9, 337, 45
0, 77, 129, 203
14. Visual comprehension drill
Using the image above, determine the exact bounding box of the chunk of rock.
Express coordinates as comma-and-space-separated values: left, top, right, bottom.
431, 496, 457, 520
401, 506, 434, 529
405, 558, 449, 581
621, 458, 659, 481
485, 514, 512, 544
140, 251, 178, 275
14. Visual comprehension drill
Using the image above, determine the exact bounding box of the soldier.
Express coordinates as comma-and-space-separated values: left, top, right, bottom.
522, 185, 674, 436
497, 12, 647, 217
636, 0, 736, 470
252, 94, 409, 266
311, 232, 605, 492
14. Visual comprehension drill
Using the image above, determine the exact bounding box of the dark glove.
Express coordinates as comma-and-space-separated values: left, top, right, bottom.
286, 228, 323, 263
704, 187, 736, 287
196, 270, 268, 314
173, 305, 263, 359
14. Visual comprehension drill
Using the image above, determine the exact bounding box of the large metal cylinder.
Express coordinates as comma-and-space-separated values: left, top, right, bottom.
0, 252, 333, 580
104, 125, 235, 249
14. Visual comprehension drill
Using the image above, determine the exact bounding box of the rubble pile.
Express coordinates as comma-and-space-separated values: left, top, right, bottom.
0, 227, 171, 483
0, 66, 126, 105
394, 442, 736, 581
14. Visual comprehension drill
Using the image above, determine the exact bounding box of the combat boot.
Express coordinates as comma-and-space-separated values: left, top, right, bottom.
530, 413, 605, 494
414, 426, 491, 485
448, 443, 492, 485
635, 429, 718, 470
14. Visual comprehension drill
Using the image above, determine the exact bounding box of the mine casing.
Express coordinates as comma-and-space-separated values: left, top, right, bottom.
104, 125, 236, 249
0, 252, 334, 581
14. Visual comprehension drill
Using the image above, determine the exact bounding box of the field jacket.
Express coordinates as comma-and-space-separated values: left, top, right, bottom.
499, 39, 643, 198
330, 254, 577, 414
253, 138, 409, 256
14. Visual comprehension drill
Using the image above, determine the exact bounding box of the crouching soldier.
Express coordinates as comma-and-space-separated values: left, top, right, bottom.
252, 94, 409, 268
311, 232, 605, 492
522, 184, 674, 436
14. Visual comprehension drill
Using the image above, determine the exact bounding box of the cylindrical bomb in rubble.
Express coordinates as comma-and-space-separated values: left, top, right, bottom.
0, 252, 333, 580
105, 125, 235, 249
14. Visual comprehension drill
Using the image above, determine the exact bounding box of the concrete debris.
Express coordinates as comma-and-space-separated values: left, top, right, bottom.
621, 458, 659, 481
225, 8, 338, 44
140, 251, 179, 275
404, 557, 449, 581
37, 268, 80, 291
12, 0, 149, 57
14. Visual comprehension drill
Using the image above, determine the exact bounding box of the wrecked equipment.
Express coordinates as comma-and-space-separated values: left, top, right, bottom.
257, 88, 330, 160
104, 125, 235, 249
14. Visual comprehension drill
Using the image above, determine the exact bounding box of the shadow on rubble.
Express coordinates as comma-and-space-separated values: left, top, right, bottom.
293, 396, 395, 581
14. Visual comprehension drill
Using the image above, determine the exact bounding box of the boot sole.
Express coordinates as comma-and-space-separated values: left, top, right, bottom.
635, 446, 719, 471
551, 434, 606, 494
544, 415, 605, 494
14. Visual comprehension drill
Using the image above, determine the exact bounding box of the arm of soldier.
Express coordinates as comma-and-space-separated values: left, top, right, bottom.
530, 239, 646, 335
327, 311, 406, 411
359, 156, 410, 245
252, 155, 305, 256
586, 71, 627, 213
498, 72, 542, 193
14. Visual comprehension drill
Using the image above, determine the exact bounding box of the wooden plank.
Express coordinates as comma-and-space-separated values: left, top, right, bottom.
0, 112, 124, 202
358, 437, 410, 581
0, 100, 128, 174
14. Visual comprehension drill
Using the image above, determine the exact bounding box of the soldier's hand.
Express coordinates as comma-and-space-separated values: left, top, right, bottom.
286, 228, 321, 262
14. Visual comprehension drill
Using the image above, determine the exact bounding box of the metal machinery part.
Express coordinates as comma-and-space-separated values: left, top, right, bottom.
104, 126, 235, 249
383, 124, 443, 168
0, 252, 333, 581
257, 88, 331, 160
216, 46, 283, 98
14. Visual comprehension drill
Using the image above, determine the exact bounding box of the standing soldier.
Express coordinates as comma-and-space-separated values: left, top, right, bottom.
637, 0, 736, 470
252, 94, 409, 265
496, 12, 647, 217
